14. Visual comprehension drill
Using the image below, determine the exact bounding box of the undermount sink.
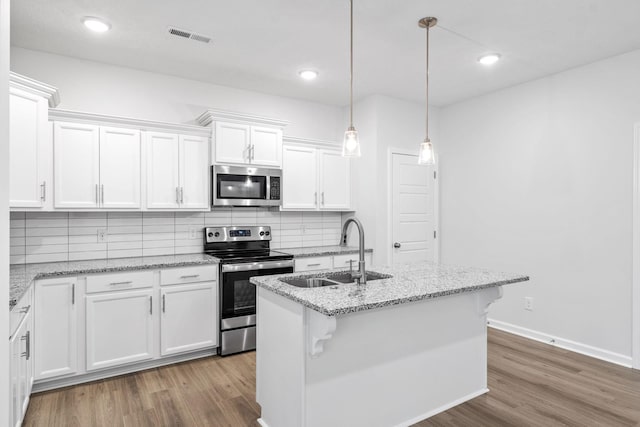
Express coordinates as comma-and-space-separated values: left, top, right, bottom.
281, 271, 393, 288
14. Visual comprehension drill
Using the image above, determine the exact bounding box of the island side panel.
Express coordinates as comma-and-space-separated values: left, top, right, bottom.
304, 287, 499, 427
256, 287, 306, 427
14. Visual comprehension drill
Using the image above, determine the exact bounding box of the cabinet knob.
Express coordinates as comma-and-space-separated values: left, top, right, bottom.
393, 242, 401, 249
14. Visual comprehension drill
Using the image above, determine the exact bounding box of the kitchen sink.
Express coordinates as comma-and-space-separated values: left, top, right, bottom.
281, 271, 393, 288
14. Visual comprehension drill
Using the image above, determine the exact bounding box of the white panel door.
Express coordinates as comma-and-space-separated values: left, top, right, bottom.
319, 150, 351, 211
9, 87, 49, 208
391, 153, 435, 264
160, 283, 217, 356
54, 122, 100, 208
34, 277, 77, 380
179, 135, 209, 209
282, 145, 318, 210
250, 126, 282, 167
85, 289, 155, 371
215, 122, 250, 164
145, 132, 180, 209
99, 126, 141, 209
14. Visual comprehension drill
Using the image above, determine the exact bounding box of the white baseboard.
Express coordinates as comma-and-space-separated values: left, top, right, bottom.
394, 388, 489, 427
488, 319, 633, 368
257, 418, 269, 427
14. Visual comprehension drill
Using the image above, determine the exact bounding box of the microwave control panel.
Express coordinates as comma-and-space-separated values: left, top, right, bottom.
270, 177, 281, 200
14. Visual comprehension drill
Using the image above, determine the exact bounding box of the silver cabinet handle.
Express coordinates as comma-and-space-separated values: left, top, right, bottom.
109, 281, 133, 286
251, 145, 255, 160
176, 187, 180, 204
180, 187, 184, 204
307, 263, 321, 267
345, 260, 355, 264
21, 331, 30, 360
314, 192, 317, 205
72, 283, 75, 304
149, 296, 153, 315
180, 274, 200, 279
95, 184, 99, 204
162, 294, 166, 313
101, 184, 105, 205
322, 192, 325, 205
40, 181, 46, 201
19, 304, 31, 314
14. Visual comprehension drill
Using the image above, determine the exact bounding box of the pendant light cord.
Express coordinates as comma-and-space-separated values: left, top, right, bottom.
425, 22, 430, 141
349, 0, 354, 128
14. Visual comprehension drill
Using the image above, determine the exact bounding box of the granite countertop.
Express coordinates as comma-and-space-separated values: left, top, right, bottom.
9, 254, 218, 310
280, 245, 372, 258
250, 261, 529, 316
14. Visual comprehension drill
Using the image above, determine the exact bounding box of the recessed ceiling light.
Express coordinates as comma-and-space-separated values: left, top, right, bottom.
478, 53, 501, 66
298, 70, 319, 81
83, 17, 111, 33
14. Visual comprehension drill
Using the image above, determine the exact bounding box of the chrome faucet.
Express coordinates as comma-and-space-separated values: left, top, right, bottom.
340, 217, 366, 285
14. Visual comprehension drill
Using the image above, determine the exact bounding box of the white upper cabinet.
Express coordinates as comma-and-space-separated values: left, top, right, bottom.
9, 73, 59, 210
99, 127, 141, 209
282, 145, 318, 210
319, 150, 351, 210
54, 122, 101, 209
54, 122, 141, 209
197, 109, 288, 168
145, 132, 209, 210
282, 144, 352, 211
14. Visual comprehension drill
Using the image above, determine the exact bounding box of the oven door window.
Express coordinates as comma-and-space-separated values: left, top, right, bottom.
221, 266, 294, 319
217, 174, 267, 200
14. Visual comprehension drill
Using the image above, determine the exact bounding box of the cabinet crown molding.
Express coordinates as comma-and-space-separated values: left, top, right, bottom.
196, 108, 289, 128
10, 72, 60, 108
48, 109, 211, 137
284, 136, 341, 149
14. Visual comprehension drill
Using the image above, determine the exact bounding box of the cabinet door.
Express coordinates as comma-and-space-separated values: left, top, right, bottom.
160, 283, 217, 356
35, 277, 78, 380
214, 122, 250, 164
179, 135, 209, 209
250, 126, 282, 167
100, 127, 141, 209
145, 132, 180, 209
319, 150, 351, 210
9, 87, 49, 208
282, 145, 318, 210
9, 320, 25, 427
86, 289, 155, 371
54, 122, 100, 208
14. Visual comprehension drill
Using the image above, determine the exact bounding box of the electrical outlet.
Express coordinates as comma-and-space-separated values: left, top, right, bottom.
97, 229, 107, 243
189, 227, 197, 239
524, 297, 534, 311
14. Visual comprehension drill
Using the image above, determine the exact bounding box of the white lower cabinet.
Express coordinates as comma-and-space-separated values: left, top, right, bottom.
160, 282, 217, 356
10, 287, 34, 427
85, 289, 155, 371
294, 253, 374, 272
34, 277, 78, 380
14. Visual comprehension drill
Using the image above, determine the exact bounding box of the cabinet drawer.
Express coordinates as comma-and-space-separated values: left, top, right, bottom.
333, 253, 373, 268
160, 265, 217, 286
86, 270, 154, 294
10, 286, 33, 338
294, 256, 333, 272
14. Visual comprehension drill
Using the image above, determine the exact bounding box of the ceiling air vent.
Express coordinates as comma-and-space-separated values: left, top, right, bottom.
167, 26, 212, 44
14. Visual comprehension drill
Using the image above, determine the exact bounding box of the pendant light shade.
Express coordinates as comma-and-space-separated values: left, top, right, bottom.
342, 0, 361, 158
417, 17, 437, 165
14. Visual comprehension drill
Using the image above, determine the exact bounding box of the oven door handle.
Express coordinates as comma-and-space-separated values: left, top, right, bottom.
221, 259, 294, 273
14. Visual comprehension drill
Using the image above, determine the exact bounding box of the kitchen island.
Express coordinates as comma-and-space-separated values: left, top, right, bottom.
250, 262, 528, 427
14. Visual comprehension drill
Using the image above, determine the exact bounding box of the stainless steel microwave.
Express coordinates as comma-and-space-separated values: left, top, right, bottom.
212, 165, 282, 207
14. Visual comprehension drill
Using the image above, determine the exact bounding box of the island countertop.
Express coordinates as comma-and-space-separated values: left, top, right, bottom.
250, 261, 529, 316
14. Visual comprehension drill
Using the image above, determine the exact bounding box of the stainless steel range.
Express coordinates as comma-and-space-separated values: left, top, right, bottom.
204, 225, 294, 356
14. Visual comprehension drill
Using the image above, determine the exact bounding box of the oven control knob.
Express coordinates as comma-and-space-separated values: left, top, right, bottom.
207, 232, 214, 238
214, 232, 220, 238
265, 231, 270, 236
260, 231, 265, 236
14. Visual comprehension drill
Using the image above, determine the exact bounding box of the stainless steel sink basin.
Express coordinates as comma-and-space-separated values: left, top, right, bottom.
280, 271, 392, 288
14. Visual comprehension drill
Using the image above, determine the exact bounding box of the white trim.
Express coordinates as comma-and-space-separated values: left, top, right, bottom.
9, 71, 60, 107
48, 109, 211, 137
386, 147, 440, 265
393, 388, 489, 427
256, 419, 269, 427
633, 122, 640, 369
196, 108, 289, 128
283, 135, 340, 148
488, 319, 633, 368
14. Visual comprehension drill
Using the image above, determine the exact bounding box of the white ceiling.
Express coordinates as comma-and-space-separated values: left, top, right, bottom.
10, 0, 640, 106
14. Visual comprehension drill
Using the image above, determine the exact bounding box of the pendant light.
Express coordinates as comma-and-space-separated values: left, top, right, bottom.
417, 17, 437, 165
342, 0, 361, 157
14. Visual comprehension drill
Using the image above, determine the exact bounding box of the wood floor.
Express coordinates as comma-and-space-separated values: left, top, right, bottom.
23, 329, 640, 427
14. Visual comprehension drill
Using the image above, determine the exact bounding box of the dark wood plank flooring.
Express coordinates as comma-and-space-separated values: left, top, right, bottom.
23, 329, 640, 426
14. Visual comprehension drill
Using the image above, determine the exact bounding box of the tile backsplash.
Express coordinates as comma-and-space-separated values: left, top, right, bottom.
10, 209, 346, 264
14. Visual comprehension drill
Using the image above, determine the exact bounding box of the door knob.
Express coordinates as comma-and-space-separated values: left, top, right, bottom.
393, 242, 401, 248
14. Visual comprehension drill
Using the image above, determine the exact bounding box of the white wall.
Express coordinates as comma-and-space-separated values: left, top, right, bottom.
1, 0, 10, 422
10, 47, 343, 141
439, 48, 640, 360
